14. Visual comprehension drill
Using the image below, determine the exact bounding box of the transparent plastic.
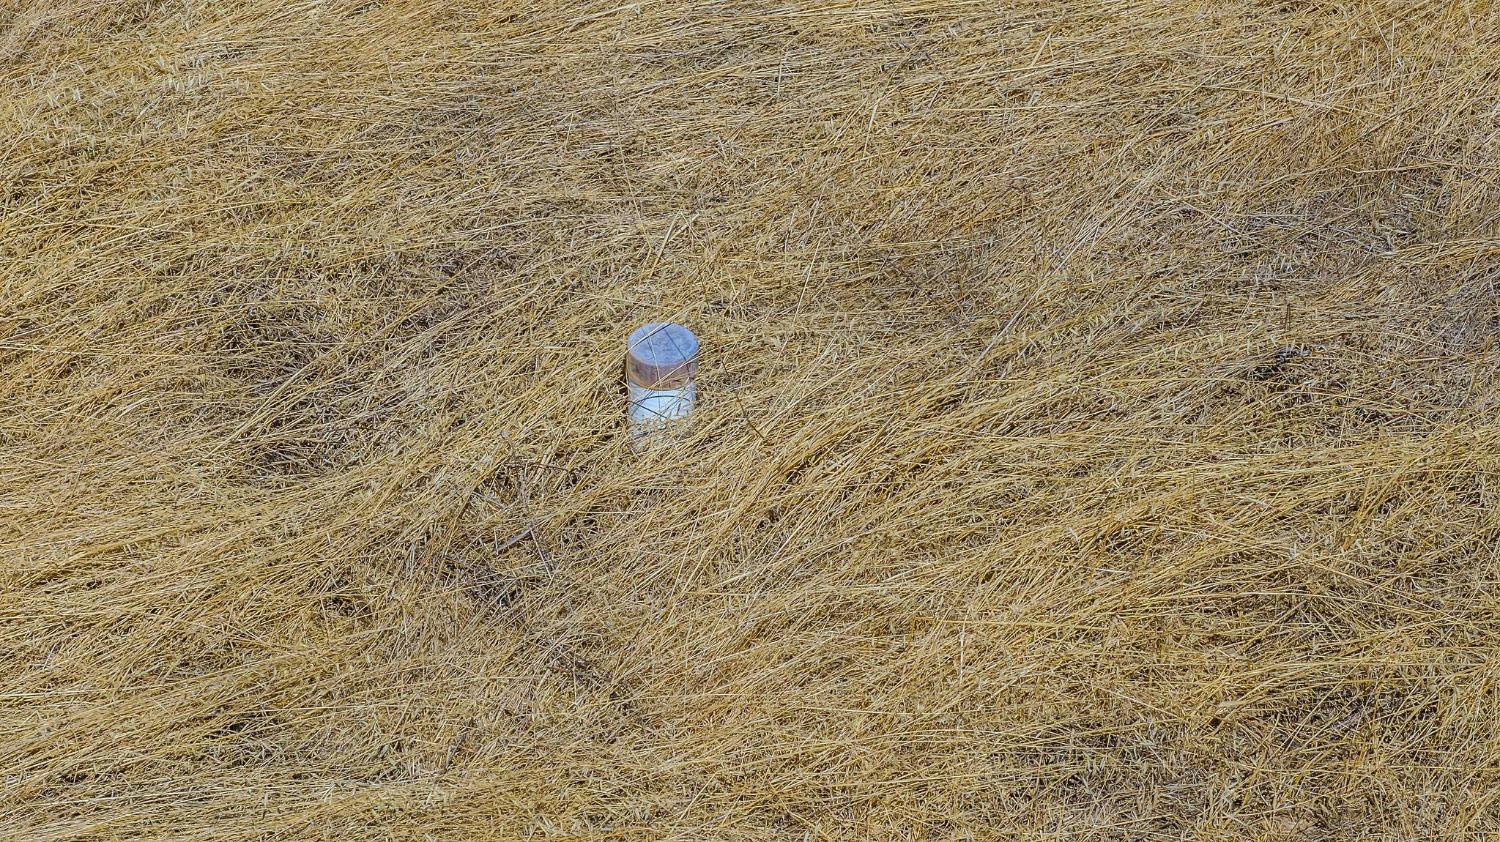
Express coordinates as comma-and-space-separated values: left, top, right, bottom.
626, 322, 698, 437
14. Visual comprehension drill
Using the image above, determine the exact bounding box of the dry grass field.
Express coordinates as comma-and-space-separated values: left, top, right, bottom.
4, 0, 1500, 838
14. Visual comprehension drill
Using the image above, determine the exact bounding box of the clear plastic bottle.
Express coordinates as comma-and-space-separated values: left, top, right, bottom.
626, 322, 698, 439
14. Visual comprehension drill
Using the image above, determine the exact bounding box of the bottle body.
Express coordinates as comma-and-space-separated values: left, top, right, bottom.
627, 380, 697, 435
625, 322, 699, 442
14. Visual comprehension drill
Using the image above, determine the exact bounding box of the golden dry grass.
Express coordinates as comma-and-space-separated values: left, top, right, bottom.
4, 0, 1500, 838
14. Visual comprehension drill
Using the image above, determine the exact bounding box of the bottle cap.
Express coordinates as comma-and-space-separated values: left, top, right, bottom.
626, 322, 698, 389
